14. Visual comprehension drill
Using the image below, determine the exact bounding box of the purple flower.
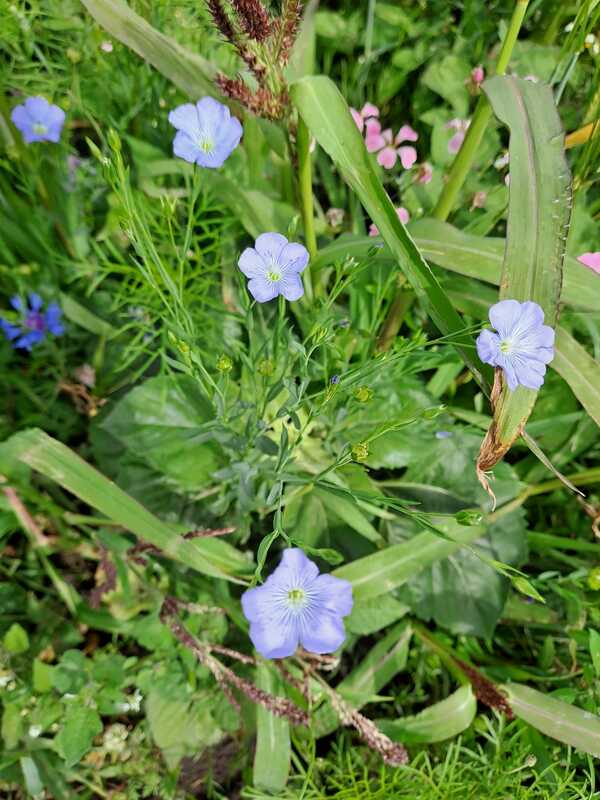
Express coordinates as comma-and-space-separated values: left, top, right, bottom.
476, 299, 554, 391
11, 97, 65, 144
0, 293, 64, 350
168, 97, 243, 168
238, 233, 309, 303
241, 548, 353, 659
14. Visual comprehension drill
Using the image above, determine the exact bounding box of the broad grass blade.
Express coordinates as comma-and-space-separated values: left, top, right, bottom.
378, 685, 476, 744
290, 76, 485, 383
476, 76, 572, 497
0, 429, 250, 582
333, 517, 487, 601
504, 683, 600, 757
253, 661, 291, 792
80, 0, 217, 98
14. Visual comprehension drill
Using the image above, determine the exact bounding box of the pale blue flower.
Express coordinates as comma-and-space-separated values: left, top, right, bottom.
238, 233, 309, 302
476, 299, 554, 391
11, 97, 65, 144
168, 97, 243, 168
0, 293, 64, 350
242, 548, 353, 659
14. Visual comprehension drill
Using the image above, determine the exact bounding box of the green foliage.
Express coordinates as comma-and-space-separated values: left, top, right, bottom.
1, 0, 599, 797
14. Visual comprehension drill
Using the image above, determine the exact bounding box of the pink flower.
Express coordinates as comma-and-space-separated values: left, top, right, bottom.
577, 253, 600, 275
369, 206, 409, 236
446, 118, 470, 154
350, 102, 380, 133
472, 66, 485, 85
416, 162, 433, 184
366, 121, 418, 170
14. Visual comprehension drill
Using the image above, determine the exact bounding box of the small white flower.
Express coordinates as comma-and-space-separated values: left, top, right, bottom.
28, 725, 42, 738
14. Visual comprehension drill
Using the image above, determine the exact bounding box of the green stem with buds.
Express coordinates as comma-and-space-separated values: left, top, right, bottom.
432, 0, 530, 222
296, 116, 317, 302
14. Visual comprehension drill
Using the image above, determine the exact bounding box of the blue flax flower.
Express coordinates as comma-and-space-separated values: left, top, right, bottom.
1, 293, 64, 350
238, 233, 309, 302
11, 97, 66, 144
476, 299, 554, 391
242, 548, 353, 659
168, 97, 243, 168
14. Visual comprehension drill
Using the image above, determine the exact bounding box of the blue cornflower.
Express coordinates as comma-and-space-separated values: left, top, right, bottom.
168, 97, 243, 168
476, 299, 554, 391
1, 293, 64, 350
242, 548, 353, 659
11, 97, 66, 144
238, 233, 309, 303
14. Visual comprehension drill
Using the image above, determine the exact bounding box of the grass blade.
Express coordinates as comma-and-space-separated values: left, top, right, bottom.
0, 429, 250, 582
553, 328, 600, 427
333, 517, 487, 602
378, 685, 477, 744
290, 75, 485, 383
80, 0, 217, 98
504, 683, 600, 757
476, 76, 572, 497
253, 661, 291, 792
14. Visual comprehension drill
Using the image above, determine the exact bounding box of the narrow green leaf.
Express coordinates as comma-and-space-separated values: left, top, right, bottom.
504, 683, 600, 757
0, 429, 251, 582
20, 757, 44, 796
589, 630, 600, 678
314, 486, 382, 544
378, 685, 477, 744
286, 0, 319, 81
334, 516, 487, 601
60, 292, 118, 338
290, 75, 485, 382
476, 76, 572, 490
253, 661, 291, 792
80, 0, 217, 98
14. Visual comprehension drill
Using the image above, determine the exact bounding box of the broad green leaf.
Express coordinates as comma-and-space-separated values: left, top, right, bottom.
0, 428, 250, 582
315, 622, 412, 737
290, 75, 484, 383
378, 685, 476, 744
1, 703, 22, 749
476, 76, 572, 490
98, 375, 224, 492
346, 595, 409, 636
20, 757, 43, 796
146, 687, 223, 769
504, 683, 600, 757
334, 516, 487, 601
3, 623, 29, 654
552, 328, 600, 428
80, 0, 217, 98
589, 630, 600, 678
253, 662, 291, 792
55, 705, 102, 767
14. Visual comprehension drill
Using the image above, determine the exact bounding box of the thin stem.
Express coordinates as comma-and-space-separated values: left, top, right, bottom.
432, 0, 530, 222
296, 116, 316, 302
376, 290, 414, 352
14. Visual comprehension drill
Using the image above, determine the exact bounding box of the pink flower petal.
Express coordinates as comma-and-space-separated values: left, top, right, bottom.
577, 252, 600, 275
350, 108, 364, 132
448, 131, 465, 154
366, 132, 386, 153
396, 207, 410, 224
377, 147, 397, 169
364, 118, 381, 136
361, 102, 379, 119
369, 223, 379, 237
398, 145, 417, 169
396, 124, 418, 143
472, 66, 484, 84
381, 128, 393, 145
